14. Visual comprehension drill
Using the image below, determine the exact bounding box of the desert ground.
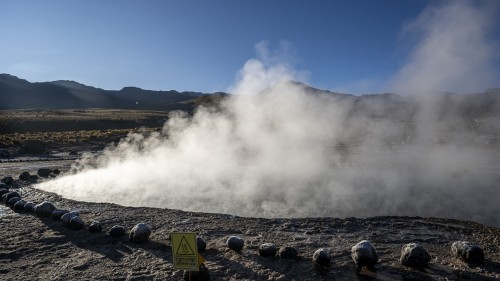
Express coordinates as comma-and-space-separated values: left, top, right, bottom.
0, 110, 499, 280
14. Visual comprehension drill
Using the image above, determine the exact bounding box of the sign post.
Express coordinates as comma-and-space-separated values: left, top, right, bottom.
171, 232, 199, 271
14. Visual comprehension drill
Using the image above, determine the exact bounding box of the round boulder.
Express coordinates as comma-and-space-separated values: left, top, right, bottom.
400, 243, 431, 267
19, 172, 31, 181
7, 197, 21, 208
278, 246, 299, 259
23, 202, 36, 212
0, 183, 7, 190
13, 199, 27, 211
61, 211, 80, 226
226, 236, 244, 252
88, 221, 103, 233
1, 176, 14, 185
34, 201, 57, 217
0, 188, 9, 197
129, 223, 151, 243
109, 225, 127, 237
37, 168, 53, 178
69, 216, 85, 230
351, 240, 378, 269
197, 236, 207, 252
258, 243, 277, 257
3, 191, 20, 204
51, 209, 69, 220
451, 241, 484, 264
313, 248, 331, 268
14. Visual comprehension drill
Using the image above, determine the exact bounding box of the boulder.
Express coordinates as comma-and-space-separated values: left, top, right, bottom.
109, 225, 127, 237
88, 221, 102, 233
23, 202, 36, 212
69, 216, 86, 230
313, 248, 331, 268
3, 191, 20, 204
226, 236, 244, 252
30, 175, 39, 181
400, 243, 431, 267
34, 201, 57, 217
0, 150, 10, 158
258, 243, 277, 257
19, 172, 31, 181
1, 176, 14, 185
351, 240, 378, 269
13, 200, 27, 211
7, 197, 21, 208
129, 223, 151, 243
37, 168, 53, 178
51, 209, 69, 220
197, 236, 207, 252
0, 188, 9, 197
451, 241, 484, 264
61, 211, 80, 226
19, 140, 46, 154
53, 169, 61, 175
278, 246, 298, 259
0, 183, 7, 189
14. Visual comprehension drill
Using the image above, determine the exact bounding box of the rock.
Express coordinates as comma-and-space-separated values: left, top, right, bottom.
88, 221, 102, 233
19, 140, 46, 154
0, 183, 7, 189
0, 188, 9, 197
30, 175, 39, 181
1, 176, 14, 185
7, 197, 21, 208
129, 223, 151, 243
69, 216, 85, 230
351, 240, 378, 268
51, 209, 69, 220
400, 243, 431, 267
13, 200, 27, 211
197, 236, 207, 252
258, 243, 277, 257
37, 168, 53, 178
3, 191, 20, 204
23, 202, 36, 212
61, 211, 80, 226
19, 172, 31, 181
183, 264, 211, 281
278, 246, 298, 259
53, 169, 61, 175
0, 150, 10, 158
109, 225, 127, 237
451, 241, 484, 264
33, 201, 57, 217
226, 236, 244, 252
313, 248, 331, 268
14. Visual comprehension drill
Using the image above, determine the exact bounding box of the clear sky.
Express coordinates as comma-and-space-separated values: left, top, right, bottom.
1, 0, 499, 94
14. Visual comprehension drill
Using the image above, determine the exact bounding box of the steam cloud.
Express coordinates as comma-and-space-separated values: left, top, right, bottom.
37, 1, 500, 226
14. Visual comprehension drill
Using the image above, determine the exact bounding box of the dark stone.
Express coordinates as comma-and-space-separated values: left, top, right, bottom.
109, 225, 127, 237
88, 221, 102, 233
0, 188, 9, 197
451, 241, 484, 264
258, 243, 277, 257
226, 236, 244, 252
13, 200, 27, 211
400, 243, 431, 267
197, 236, 207, 252
0, 150, 10, 158
278, 246, 298, 259
1, 176, 14, 185
53, 169, 61, 175
129, 223, 151, 243
37, 168, 53, 178
51, 209, 69, 220
33, 201, 57, 217
7, 197, 21, 208
19, 140, 46, 154
29, 175, 39, 181
69, 216, 85, 230
313, 248, 331, 268
69, 150, 78, 156
61, 211, 80, 226
23, 202, 35, 212
19, 172, 31, 181
183, 264, 211, 281
351, 240, 378, 268
3, 191, 20, 204
0, 183, 7, 189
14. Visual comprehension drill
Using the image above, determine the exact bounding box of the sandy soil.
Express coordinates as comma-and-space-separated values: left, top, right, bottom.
0, 172, 498, 280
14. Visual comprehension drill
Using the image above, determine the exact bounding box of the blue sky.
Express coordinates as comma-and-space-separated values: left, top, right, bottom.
1, 0, 499, 94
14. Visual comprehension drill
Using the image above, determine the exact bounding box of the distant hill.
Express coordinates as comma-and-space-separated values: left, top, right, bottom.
0, 74, 205, 111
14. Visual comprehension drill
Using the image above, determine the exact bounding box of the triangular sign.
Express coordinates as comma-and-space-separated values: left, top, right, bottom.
176, 235, 195, 255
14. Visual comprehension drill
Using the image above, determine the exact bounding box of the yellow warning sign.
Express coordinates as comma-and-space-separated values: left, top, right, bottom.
171, 232, 199, 271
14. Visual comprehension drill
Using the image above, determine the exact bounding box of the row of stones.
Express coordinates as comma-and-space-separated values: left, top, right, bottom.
224, 235, 485, 269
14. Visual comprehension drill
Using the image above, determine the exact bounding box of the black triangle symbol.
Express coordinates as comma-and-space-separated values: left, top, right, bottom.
176, 236, 195, 256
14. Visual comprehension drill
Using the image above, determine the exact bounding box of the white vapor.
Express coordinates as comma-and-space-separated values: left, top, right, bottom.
36, 2, 500, 226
